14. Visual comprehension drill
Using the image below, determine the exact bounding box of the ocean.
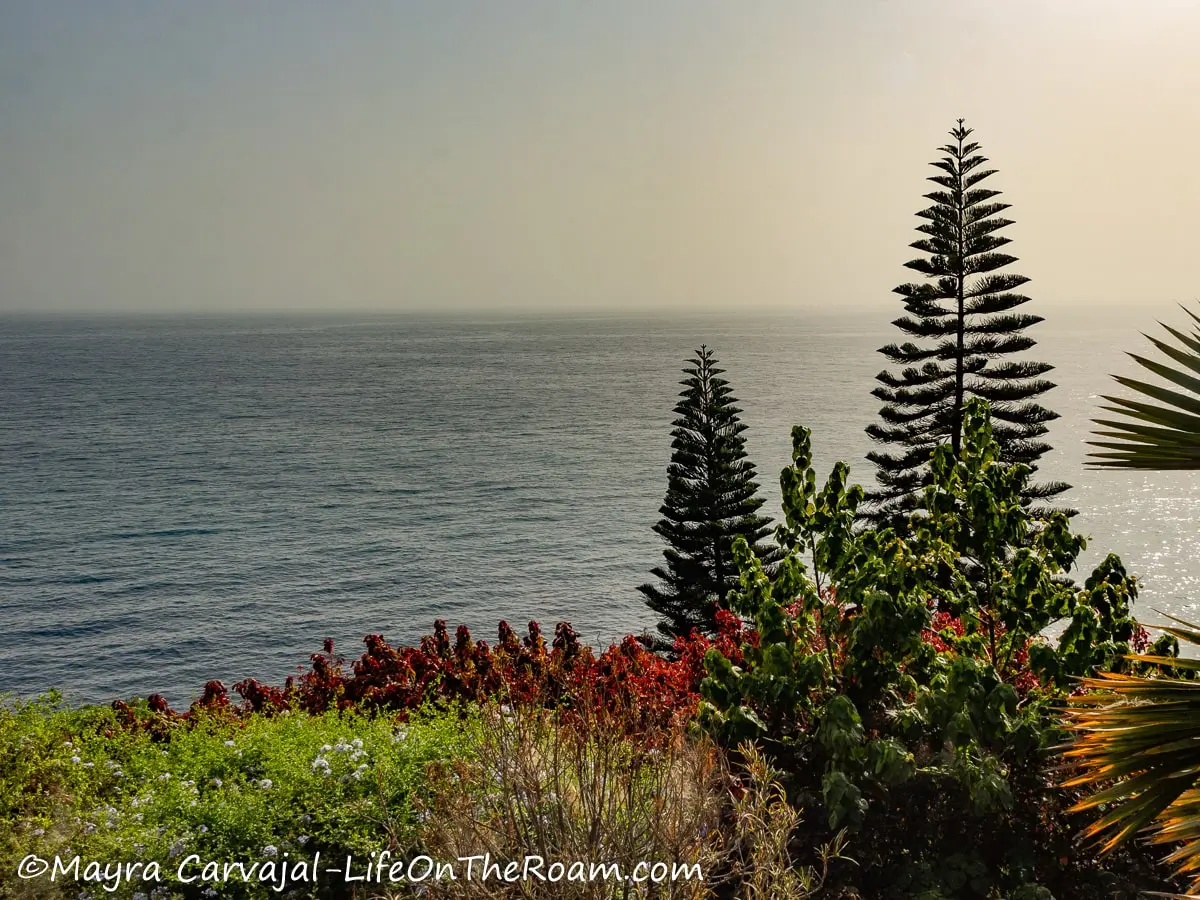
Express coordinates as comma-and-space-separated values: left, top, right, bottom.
2, 312, 1197, 706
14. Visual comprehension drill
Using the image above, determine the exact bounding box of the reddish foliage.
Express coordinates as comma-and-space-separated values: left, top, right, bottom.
112, 614, 754, 741
1131, 623, 1151, 654
924, 611, 967, 655
922, 610, 1043, 694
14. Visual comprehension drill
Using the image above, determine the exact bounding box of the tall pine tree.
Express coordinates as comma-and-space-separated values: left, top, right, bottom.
640, 346, 779, 645
865, 119, 1070, 526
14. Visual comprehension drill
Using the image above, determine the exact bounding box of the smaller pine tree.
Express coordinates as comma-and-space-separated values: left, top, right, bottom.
640, 346, 780, 646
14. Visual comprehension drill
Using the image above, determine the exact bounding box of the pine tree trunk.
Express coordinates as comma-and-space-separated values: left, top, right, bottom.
953, 130, 966, 457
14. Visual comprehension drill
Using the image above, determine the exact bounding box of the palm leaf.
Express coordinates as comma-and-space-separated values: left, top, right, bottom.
1087, 304, 1200, 469
1075, 305, 1200, 892
1062, 615, 1200, 891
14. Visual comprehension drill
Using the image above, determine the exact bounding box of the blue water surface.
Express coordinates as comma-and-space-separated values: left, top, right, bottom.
2, 312, 1196, 704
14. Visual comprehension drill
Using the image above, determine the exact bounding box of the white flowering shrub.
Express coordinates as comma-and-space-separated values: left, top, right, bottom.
1, 692, 477, 898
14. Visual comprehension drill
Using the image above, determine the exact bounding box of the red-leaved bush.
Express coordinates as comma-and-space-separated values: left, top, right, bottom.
920, 610, 1154, 697
117, 600, 1137, 744
112, 610, 754, 742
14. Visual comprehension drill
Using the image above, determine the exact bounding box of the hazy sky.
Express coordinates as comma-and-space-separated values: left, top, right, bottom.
2, 1, 1199, 316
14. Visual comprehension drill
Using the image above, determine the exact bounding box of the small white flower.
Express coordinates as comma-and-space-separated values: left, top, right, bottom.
224, 740, 236, 747
210, 777, 222, 788
70, 756, 82, 764
82, 762, 94, 768
263, 844, 278, 858
64, 740, 73, 747
350, 738, 363, 749
197, 824, 208, 834
32, 827, 45, 836
258, 778, 273, 789
320, 744, 332, 753
297, 834, 309, 846
158, 773, 170, 781
133, 893, 149, 900
202, 889, 218, 899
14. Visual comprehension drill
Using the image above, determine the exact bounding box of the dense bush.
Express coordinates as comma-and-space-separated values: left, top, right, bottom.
699, 399, 1180, 898
0, 694, 474, 899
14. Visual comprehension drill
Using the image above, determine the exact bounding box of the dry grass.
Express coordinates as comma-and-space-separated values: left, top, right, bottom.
376, 702, 845, 900
723, 742, 849, 900
412, 702, 722, 899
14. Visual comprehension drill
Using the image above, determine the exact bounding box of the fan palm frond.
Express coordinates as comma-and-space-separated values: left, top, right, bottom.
1087, 305, 1200, 469
1063, 615, 1200, 892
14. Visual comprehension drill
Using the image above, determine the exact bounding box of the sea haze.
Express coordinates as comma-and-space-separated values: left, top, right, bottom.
2, 312, 1197, 705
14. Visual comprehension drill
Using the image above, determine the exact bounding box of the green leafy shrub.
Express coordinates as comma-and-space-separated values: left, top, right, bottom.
697, 398, 1181, 898
1, 693, 475, 899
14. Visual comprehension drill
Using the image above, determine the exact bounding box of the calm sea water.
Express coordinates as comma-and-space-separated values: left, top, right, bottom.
2, 312, 1197, 706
